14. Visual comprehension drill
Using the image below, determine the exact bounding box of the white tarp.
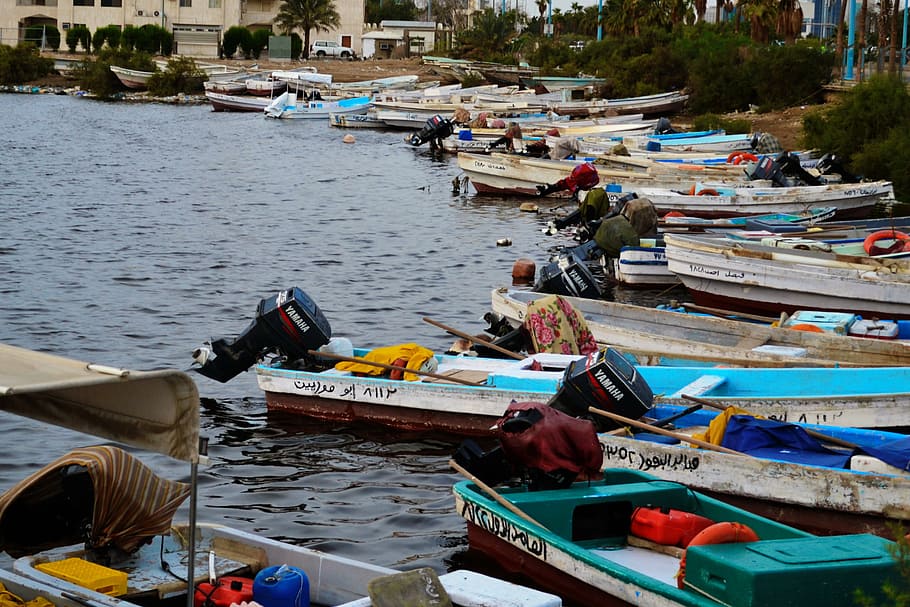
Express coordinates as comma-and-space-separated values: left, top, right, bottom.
0, 343, 199, 462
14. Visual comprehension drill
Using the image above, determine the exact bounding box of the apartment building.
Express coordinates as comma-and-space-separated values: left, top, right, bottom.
1, 0, 365, 57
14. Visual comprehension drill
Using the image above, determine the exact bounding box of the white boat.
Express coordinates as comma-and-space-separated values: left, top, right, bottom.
634, 181, 894, 219
489, 286, 910, 369
455, 152, 758, 197
611, 238, 678, 287
264, 91, 372, 120
328, 111, 389, 128
272, 69, 333, 90
110, 65, 155, 89
0, 342, 562, 607
664, 231, 910, 319
244, 73, 286, 96
205, 91, 271, 112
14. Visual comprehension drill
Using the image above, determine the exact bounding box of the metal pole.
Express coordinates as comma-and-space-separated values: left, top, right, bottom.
901, 0, 908, 75
547, 0, 552, 36
845, 0, 856, 80
597, 0, 603, 40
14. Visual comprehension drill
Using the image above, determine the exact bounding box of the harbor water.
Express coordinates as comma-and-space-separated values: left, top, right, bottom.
0, 93, 669, 588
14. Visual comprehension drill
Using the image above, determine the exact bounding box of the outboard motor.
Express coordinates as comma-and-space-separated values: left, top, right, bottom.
192, 287, 331, 383
548, 347, 654, 432
815, 153, 862, 183
407, 114, 455, 147
653, 117, 679, 135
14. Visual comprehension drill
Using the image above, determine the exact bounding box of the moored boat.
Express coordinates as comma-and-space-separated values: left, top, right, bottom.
453, 467, 899, 607
205, 90, 271, 112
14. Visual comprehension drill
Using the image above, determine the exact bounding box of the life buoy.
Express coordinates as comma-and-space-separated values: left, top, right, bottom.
733, 152, 758, 165
863, 229, 910, 256
696, 188, 720, 196
676, 522, 759, 589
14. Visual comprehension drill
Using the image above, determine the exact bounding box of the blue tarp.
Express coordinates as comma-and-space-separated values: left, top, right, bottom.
720, 415, 853, 468
857, 435, 910, 471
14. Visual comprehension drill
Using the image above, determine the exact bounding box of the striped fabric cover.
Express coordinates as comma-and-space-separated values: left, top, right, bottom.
0, 445, 190, 555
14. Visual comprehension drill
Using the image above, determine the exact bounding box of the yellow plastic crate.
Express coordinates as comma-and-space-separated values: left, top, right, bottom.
35, 558, 128, 596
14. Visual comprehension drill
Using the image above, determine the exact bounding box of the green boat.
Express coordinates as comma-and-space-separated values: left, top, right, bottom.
453, 469, 898, 607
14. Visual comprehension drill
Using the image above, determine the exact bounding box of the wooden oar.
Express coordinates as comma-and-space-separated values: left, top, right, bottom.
680, 394, 860, 450
588, 406, 748, 457
449, 458, 546, 529
422, 316, 525, 360
306, 349, 485, 387
679, 302, 778, 323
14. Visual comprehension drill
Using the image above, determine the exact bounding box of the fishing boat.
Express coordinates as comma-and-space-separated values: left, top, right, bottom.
490, 287, 910, 369
0, 342, 561, 607
109, 65, 155, 89
594, 402, 910, 539
664, 231, 910, 318
453, 468, 898, 607
205, 91, 271, 112
519, 75, 608, 92
263, 91, 372, 120
634, 181, 894, 219
328, 111, 389, 128
455, 152, 757, 197
192, 287, 910, 432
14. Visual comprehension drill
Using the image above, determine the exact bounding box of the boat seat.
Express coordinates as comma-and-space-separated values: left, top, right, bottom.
668, 375, 726, 398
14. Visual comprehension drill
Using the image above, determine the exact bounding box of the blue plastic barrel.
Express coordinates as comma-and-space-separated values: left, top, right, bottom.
646, 140, 661, 152
458, 129, 472, 141
606, 183, 622, 193
253, 565, 310, 607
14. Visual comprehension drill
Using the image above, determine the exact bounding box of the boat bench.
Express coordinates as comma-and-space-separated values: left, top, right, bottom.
667, 374, 726, 398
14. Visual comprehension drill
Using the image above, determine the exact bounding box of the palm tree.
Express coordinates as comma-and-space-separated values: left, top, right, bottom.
536, 0, 549, 34
776, 0, 803, 43
739, 0, 777, 43
274, 0, 341, 59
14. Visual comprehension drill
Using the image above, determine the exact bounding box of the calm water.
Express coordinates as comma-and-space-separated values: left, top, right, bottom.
0, 93, 670, 585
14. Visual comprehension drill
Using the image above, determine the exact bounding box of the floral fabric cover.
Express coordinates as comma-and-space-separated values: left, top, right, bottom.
523, 294, 598, 355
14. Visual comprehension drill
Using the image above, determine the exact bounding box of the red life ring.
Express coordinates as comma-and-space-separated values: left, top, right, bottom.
676, 522, 759, 589
733, 152, 758, 165
726, 151, 744, 164
863, 229, 910, 256
696, 188, 720, 196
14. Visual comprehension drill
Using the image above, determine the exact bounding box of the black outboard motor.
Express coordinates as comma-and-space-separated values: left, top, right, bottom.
653, 117, 679, 135
407, 114, 455, 147
815, 153, 862, 183
192, 287, 331, 383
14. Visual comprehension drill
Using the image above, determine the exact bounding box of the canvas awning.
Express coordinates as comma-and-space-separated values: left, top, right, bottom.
0, 343, 199, 462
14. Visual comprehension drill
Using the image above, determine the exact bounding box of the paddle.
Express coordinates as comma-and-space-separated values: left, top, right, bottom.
680, 394, 860, 450
679, 302, 778, 324
422, 316, 526, 360
306, 350, 485, 387
449, 458, 547, 528
587, 406, 748, 456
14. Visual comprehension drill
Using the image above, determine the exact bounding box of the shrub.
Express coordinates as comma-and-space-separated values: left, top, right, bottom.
134, 24, 171, 55
44, 25, 61, 50
691, 113, 752, 134
22, 25, 60, 50
147, 55, 206, 95
802, 75, 910, 200
0, 43, 55, 84
290, 33, 302, 60
222, 26, 250, 59
66, 26, 91, 53
250, 28, 270, 59
749, 42, 834, 110
121, 25, 139, 51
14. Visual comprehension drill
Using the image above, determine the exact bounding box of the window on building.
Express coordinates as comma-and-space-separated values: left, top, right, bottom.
179, 0, 191, 6
72, 0, 93, 5
208, 0, 221, 8
101, 0, 123, 6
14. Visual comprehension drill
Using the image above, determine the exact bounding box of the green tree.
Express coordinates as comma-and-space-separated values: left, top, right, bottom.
536, 0, 549, 35
365, 0, 419, 23
274, 0, 341, 59
0, 43, 55, 84
251, 28, 271, 59
454, 9, 521, 60
775, 0, 803, 44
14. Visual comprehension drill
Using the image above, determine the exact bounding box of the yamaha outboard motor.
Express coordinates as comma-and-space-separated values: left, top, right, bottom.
653, 117, 679, 135
192, 287, 331, 383
407, 114, 455, 147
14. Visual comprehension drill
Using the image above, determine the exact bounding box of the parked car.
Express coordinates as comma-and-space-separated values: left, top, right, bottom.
310, 40, 356, 59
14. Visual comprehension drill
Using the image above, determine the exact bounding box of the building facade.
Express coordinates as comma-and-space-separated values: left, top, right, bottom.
0, 0, 366, 58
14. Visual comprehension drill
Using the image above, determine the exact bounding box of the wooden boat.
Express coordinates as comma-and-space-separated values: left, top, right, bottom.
453, 468, 898, 607
664, 231, 910, 318
256, 343, 910, 430
611, 238, 677, 287
455, 152, 757, 197
0, 343, 561, 607
264, 91, 372, 120
635, 182, 894, 219
205, 91, 271, 112
203, 77, 248, 95
474, 62, 541, 87
244, 73, 286, 96
596, 402, 910, 539
328, 111, 389, 128
110, 65, 155, 89
490, 287, 910, 370
520, 75, 607, 92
